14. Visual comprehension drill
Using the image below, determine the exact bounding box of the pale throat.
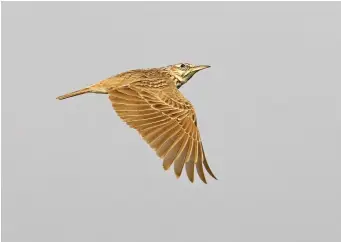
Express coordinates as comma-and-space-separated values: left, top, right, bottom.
167, 69, 192, 88
173, 74, 190, 88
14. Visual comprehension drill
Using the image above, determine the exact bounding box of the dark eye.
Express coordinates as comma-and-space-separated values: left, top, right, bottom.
180, 63, 186, 68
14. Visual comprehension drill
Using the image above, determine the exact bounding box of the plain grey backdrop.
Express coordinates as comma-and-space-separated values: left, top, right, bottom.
2, 2, 341, 242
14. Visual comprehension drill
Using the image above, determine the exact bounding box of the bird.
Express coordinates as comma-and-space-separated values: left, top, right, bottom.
56, 63, 217, 183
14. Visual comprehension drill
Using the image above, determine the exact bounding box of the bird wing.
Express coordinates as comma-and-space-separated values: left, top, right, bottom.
108, 84, 217, 183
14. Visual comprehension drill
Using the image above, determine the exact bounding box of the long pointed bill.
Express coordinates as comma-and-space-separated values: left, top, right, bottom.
183, 65, 211, 83
191, 65, 211, 72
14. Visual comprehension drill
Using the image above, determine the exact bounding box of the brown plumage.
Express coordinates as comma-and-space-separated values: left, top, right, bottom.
57, 63, 217, 183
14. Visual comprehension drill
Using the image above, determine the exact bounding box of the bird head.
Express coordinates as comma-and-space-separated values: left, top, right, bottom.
166, 63, 210, 88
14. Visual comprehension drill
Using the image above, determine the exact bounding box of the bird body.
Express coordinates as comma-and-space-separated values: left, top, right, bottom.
57, 63, 217, 183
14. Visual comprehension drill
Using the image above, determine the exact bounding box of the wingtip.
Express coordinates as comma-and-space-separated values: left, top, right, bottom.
188, 176, 194, 183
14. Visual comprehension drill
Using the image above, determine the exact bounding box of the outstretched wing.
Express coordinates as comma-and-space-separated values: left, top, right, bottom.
108, 84, 217, 183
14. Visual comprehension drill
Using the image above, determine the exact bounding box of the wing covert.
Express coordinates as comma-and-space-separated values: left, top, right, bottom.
108, 84, 217, 183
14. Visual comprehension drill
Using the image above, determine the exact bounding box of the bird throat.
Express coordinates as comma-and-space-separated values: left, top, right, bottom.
167, 70, 189, 89
176, 77, 186, 89
172, 74, 188, 89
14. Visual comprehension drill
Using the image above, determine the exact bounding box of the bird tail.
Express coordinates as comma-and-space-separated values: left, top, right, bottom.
56, 87, 91, 100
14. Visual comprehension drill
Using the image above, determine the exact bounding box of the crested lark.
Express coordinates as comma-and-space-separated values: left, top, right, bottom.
57, 63, 217, 183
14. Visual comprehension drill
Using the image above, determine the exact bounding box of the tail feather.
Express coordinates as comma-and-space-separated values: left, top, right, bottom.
56, 87, 91, 100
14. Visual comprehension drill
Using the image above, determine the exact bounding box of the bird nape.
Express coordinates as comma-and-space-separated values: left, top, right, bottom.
56, 63, 217, 184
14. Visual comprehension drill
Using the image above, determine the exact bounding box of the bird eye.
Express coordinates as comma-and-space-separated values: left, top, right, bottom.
180, 64, 186, 68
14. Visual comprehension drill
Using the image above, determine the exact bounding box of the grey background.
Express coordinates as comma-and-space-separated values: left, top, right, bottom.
2, 2, 341, 242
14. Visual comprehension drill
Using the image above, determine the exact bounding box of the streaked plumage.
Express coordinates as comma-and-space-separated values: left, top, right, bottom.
57, 63, 217, 183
